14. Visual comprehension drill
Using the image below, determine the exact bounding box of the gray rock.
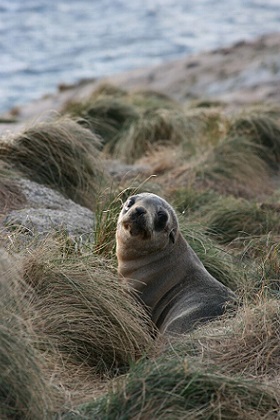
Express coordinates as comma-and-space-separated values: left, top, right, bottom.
17, 178, 83, 210
3, 178, 95, 242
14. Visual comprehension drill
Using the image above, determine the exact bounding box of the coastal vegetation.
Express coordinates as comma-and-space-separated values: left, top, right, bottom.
0, 83, 279, 419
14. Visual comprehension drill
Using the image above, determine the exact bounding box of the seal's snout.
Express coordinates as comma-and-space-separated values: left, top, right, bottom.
133, 206, 147, 217
121, 204, 151, 238
129, 205, 147, 228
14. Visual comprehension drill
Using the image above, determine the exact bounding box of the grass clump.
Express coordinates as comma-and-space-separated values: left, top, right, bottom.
0, 249, 53, 419
180, 222, 243, 291
85, 99, 138, 147
71, 98, 139, 150
63, 87, 179, 155
66, 354, 279, 419
0, 117, 108, 210
246, 236, 280, 296
196, 135, 270, 198
23, 240, 154, 375
171, 187, 220, 215
229, 106, 280, 166
186, 299, 280, 380
64, 87, 228, 163
114, 108, 193, 163
127, 89, 180, 111
181, 107, 228, 150
0, 178, 26, 214
205, 198, 280, 244
212, 299, 280, 378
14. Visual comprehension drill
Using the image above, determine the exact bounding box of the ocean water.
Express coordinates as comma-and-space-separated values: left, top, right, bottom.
1, 0, 280, 112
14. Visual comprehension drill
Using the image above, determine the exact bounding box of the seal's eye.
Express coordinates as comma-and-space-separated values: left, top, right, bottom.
155, 210, 168, 231
124, 196, 136, 212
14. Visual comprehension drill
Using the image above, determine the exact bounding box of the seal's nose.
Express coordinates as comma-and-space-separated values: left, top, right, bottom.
134, 206, 146, 216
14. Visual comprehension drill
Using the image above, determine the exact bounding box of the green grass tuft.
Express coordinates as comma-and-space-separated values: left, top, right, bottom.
205, 198, 280, 244
196, 135, 270, 197
114, 108, 193, 163
180, 222, 243, 291
66, 354, 279, 419
229, 106, 280, 167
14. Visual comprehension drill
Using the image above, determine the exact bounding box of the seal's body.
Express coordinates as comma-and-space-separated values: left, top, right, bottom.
116, 193, 236, 335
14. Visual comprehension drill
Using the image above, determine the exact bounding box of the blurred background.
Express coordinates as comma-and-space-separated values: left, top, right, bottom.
1, 0, 280, 112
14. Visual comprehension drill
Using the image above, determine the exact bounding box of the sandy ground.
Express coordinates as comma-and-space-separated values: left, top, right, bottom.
1, 32, 280, 135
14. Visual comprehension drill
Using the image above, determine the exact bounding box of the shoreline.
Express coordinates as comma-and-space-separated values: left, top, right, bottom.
1, 31, 280, 135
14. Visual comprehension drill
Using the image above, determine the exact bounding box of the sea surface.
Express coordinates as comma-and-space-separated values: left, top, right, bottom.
1, 0, 280, 112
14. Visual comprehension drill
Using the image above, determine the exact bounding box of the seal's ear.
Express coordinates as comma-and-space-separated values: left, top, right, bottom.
169, 228, 176, 243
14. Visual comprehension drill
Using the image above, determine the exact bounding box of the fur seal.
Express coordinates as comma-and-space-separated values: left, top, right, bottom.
116, 192, 237, 336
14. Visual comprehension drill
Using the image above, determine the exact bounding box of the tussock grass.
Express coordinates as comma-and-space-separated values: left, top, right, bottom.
127, 89, 179, 111
64, 84, 178, 115
214, 299, 280, 378
62, 84, 128, 116
64, 87, 229, 163
85, 99, 138, 148
63, 87, 179, 155
185, 299, 280, 380
196, 135, 271, 198
69, 98, 139, 151
180, 222, 243, 291
91, 83, 128, 99
117, 105, 228, 163
239, 232, 280, 259
114, 108, 193, 163
171, 187, 220, 215
0, 160, 27, 214
229, 106, 280, 166
23, 240, 154, 375
0, 178, 26, 214
0, 250, 53, 419
169, 107, 280, 200
205, 198, 280, 244
68, 354, 279, 419
181, 107, 228, 150
245, 235, 280, 296
0, 117, 108, 209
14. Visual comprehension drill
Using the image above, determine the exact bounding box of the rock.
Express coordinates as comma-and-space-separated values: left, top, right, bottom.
106, 159, 152, 181
2, 179, 95, 242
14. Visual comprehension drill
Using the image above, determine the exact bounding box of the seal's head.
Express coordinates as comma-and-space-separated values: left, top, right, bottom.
116, 193, 178, 259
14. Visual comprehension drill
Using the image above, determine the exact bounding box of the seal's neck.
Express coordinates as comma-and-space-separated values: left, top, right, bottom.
119, 233, 196, 310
